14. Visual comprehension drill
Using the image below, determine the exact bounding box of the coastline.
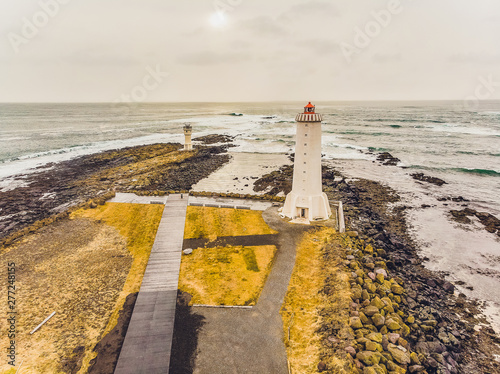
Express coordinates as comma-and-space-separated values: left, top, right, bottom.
1, 140, 500, 373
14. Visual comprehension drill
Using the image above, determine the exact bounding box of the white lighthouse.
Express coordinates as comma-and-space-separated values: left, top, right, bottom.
183, 123, 193, 151
282, 102, 331, 222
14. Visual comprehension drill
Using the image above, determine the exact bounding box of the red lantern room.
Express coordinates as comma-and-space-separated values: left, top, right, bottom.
304, 102, 315, 113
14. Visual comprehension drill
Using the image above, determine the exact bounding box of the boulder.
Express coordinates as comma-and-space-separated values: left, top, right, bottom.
365, 340, 378, 351
388, 343, 411, 365
391, 284, 405, 295
387, 333, 400, 344
386, 319, 401, 331
364, 305, 379, 317
386, 360, 406, 373
356, 351, 381, 366
375, 268, 388, 277
317, 361, 327, 372
366, 332, 383, 343
345, 346, 357, 357
372, 313, 385, 328
350, 317, 364, 329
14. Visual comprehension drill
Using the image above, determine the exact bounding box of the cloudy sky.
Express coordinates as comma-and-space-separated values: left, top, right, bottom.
1, 0, 500, 102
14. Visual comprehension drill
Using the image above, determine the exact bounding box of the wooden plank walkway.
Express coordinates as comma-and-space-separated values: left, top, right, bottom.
114, 194, 188, 374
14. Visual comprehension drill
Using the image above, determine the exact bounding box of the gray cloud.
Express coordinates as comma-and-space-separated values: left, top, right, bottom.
0, 0, 499, 102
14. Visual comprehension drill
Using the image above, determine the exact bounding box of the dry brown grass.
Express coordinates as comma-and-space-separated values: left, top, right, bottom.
184, 206, 277, 240
0, 203, 163, 374
179, 245, 277, 306
73, 203, 164, 372
281, 228, 352, 374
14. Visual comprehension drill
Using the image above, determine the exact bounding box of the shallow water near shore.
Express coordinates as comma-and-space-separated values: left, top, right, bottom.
1, 101, 499, 333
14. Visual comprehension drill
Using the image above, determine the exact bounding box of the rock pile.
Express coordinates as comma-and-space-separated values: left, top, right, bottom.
341, 234, 461, 374
254, 163, 500, 373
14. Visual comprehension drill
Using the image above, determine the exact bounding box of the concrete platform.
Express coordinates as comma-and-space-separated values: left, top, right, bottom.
109, 192, 169, 205
114, 194, 188, 374
188, 196, 273, 211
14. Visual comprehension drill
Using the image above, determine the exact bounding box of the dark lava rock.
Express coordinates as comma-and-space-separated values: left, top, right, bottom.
317, 361, 327, 372
410, 173, 447, 186
442, 281, 455, 294
377, 152, 401, 166
193, 134, 235, 144
449, 208, 500, 235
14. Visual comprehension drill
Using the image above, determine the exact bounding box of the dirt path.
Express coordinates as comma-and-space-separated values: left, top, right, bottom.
190, 207, 310, 374
182, 234, 279, 250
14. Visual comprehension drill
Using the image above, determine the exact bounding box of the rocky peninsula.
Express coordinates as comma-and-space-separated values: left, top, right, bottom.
1, 141, 499, 374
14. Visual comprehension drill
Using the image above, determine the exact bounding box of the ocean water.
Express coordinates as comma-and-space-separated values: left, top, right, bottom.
1, 101, 500, 327
1, 101, 499, 209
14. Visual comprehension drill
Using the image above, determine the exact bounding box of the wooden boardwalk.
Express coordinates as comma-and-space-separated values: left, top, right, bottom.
114, 194, 188, 374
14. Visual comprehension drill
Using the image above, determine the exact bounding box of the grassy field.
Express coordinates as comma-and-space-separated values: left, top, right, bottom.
180, 207, 278, 306
73, 203, 164, 373
281, 228, 352, 374
0, 203, 163, 374
179, 245, 277, 306
184, 206, 277, 240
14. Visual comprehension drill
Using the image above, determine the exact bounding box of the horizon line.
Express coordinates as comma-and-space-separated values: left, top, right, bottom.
2, 99, 500, 104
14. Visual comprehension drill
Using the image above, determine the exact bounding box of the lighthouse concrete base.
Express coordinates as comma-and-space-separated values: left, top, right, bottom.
281, 192, 332, 222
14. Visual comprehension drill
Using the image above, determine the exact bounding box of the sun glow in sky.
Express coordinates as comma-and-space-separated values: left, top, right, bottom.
210, 11, 228, 28
1, 0, 500, 102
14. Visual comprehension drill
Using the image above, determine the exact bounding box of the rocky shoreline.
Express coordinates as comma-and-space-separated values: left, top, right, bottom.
0, 143, 231, 248
253, 161, 500, 373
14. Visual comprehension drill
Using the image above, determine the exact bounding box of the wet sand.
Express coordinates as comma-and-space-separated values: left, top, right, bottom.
191, 152, 291, 195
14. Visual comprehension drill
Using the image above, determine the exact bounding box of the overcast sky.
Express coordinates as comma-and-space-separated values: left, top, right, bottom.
1, 0, 500, 102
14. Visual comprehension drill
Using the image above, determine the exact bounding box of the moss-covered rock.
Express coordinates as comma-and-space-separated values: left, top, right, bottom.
364, 305, 380, 317
391, 284, 405, 295
367, 332, 383, 343
372, 313, 386, 328
387, 344, 411, 365
386, 319, 401, 331
350, 317, 364, 329
356, 351, 381, 366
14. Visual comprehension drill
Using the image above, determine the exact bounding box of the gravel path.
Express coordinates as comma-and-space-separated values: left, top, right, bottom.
191, 207, 310, 374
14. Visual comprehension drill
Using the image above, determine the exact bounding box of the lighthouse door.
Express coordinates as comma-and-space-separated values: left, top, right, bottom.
299, 208, 308, 219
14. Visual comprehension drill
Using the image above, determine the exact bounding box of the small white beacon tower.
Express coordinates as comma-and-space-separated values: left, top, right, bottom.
281, 102, 331, 222
183, 123, 193, 151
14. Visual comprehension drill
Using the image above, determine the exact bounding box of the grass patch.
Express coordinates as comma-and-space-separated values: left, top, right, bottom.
0, 203, 163, 374
178, 245, 276, 306
184, 206, 277, 240
281, 228, 352, 374
73, 203, 164, 373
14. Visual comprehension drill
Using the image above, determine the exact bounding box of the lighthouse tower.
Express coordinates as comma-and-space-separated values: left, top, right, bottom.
183, 123, 193, 151
282, 102, 331, 222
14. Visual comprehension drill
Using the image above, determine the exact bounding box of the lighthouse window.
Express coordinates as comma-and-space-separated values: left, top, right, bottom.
304, 153, 307, 155
304, 143, 307, 146
305, 124, 308, 127
303, 171, 306, 173
303, 162, 306, 164
305, 134, 308, 137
